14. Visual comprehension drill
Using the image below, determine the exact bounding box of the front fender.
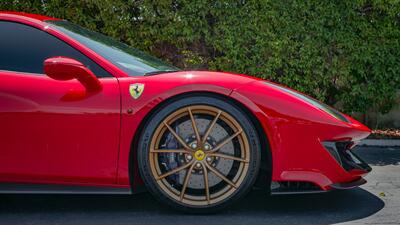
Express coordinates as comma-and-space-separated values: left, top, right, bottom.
116, 72, 256, 186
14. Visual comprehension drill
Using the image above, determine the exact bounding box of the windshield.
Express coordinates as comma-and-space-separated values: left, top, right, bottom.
46, 20, 179, 76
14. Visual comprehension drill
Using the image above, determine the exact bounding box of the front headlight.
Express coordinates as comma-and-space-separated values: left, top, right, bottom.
263, 81, 349, 123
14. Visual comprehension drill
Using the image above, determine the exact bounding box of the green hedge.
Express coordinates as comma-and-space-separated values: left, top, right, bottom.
1, 0, 399, 114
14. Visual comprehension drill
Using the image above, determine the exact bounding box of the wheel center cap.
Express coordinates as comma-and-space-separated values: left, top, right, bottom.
194, 150, 205, 161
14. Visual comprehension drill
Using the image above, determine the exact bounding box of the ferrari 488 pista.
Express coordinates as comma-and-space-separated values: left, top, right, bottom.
0, 12, 371, 212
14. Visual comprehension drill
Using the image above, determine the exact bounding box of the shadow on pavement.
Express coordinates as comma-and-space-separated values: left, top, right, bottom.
0, 187, 384, 225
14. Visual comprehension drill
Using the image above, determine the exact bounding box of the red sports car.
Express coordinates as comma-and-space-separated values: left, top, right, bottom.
0, 12, 371, 212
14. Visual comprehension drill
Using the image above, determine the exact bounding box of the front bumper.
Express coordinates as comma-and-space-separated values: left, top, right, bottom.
231, 81, 373, 193
270, 140, 371, 194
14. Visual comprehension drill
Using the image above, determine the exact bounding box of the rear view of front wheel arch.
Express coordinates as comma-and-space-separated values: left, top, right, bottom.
137, 96, 261, 213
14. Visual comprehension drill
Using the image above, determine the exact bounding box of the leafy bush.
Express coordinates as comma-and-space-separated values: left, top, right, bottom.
1, 0, 399, 114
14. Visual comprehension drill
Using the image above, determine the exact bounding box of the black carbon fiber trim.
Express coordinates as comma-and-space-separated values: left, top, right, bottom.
330, 178, 367, 190
0, 183, 132, 194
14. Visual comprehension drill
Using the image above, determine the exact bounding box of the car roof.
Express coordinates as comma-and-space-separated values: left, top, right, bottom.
0, 11, 59, 22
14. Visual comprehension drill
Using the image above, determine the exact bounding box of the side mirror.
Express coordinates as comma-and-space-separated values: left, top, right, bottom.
44, 57, 102, 92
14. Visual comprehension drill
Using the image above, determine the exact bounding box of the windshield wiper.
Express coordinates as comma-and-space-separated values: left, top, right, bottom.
144, 70, 180, 76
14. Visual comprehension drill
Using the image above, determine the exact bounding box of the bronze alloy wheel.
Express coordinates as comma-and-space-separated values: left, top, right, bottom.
149, 105, 250, 206
138, 96, 261, 212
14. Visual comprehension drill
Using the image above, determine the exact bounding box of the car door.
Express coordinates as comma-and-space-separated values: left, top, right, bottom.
0, 20, 121, 185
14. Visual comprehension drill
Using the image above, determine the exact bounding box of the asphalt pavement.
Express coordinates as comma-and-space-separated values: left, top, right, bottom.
0, 146, 399, 225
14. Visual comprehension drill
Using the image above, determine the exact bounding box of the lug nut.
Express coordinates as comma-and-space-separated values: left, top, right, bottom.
206, 157, 212, 162
191, 143, 198, 149
195, 162, 202, 168
204, 145, 210, 150
186, 155, 193, 160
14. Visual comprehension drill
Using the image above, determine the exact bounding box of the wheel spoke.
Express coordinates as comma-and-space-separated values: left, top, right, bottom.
202, 110, 222, 144
180, 163, 196, 201
163, 122, 191, 150
188, 107, 201, 144
209, 129, 243, 153
150, 149, 188, 154
205, 163, 238, 189
156, 161, 194, 180
208, 153, 249, 163
202, 162, 210, 204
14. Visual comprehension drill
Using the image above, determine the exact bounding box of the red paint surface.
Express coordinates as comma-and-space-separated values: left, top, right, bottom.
0, 11, 59, 22
0, 12, 371, 191
0, 71, 120, 185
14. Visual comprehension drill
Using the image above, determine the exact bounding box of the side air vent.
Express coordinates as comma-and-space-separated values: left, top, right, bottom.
322, 141, 371, 172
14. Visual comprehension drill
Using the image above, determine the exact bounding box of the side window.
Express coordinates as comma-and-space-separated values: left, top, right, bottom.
0, 21, 111, 77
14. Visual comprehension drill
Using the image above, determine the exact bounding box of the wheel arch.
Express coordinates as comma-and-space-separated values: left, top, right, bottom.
129, 91, 273, 191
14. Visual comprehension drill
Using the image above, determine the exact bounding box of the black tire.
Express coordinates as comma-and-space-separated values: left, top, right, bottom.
137, 95, 261, 213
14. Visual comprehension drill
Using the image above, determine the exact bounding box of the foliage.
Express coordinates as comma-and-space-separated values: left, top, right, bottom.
1, 0, 399, 114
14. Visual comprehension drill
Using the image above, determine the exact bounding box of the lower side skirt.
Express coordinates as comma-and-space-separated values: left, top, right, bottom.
0, 178, 366, 195
0, 183, 132, 195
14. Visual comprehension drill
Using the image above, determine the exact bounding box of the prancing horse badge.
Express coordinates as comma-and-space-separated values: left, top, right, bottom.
129, 83, 145, 99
